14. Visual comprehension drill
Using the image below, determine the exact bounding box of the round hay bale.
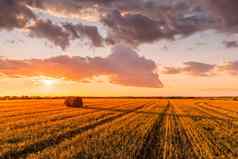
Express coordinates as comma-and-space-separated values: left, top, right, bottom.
64, 97, 83, 107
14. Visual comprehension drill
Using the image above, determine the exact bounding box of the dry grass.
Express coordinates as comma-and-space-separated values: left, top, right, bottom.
0, 98, 237, 159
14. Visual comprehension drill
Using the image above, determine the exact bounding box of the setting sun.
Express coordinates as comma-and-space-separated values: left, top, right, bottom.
37, 77, 61, 87
40, 79, 56, 86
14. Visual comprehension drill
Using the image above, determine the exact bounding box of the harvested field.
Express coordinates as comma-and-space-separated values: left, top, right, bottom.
0, 98, 237, 159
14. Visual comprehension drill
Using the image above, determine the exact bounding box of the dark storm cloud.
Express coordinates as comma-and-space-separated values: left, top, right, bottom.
26, 0, 198, 20
0, 0, 35, 30
102, 10, 174, 46
28, 20, 71, 50
63, 24, 103, 47
0, 45, 162, 88
24, 0, 215, 45
0, 0, 237, 48
102, 9, 212, 46
27, 20, 103, 49
206, 0, 238, 30
0, 0, 104, 49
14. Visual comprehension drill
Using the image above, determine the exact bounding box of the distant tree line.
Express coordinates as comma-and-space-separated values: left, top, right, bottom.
0, 96, 237, 100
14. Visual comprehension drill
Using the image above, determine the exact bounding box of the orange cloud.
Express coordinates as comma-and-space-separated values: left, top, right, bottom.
0, 45, 162, 88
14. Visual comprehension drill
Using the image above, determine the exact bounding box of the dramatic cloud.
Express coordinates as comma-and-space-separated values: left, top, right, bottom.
63, 24, 103, 47
26, 0, 206, 23
0, 0, 237, 49
102, 10, 174, 46
27, 20, 103, 49
163, 61, 216, 76
206, 0, 238, 31
0, 0, 35, 30
0, 45, 162, 88
0, 0, 104, 49
0, 0, 218, 49
27, 20, 71, 50
101, 2, 214, 45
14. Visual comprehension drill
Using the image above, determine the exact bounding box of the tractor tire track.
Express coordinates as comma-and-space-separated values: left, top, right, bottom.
136, 101, 170, 159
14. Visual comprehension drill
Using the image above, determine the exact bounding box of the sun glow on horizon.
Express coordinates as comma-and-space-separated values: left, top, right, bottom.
40, 79, 57, 86
36, 76, 64, 87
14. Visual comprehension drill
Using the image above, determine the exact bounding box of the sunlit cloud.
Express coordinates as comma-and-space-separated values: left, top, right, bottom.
0, 45, 162, 88
29, 6, 102, 22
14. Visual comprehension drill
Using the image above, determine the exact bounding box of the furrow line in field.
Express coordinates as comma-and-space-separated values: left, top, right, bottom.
168, 104, 198, 159
0, 109, 81, 129
173, 103, 215, 159
0, 111, 116, 157
0, 100, 66, 111
188, 105, 236, 156
0, 109, 94, 133
0, 103, 135, 132
0, 101, 114, 118
194, 104, 238, 128
136, 101, 170, 159
0, 105, 145, 159
161, 104, 172, 159
0, 101, 139, 126
198, 102, 238, 114
34, 104, 157, 159
197, 102, 238, 120
0, 100, 133, 116
0, 108, 68, 119
197, 103, 238, 120
0, 102, 141, 144
0, 110, 118, 150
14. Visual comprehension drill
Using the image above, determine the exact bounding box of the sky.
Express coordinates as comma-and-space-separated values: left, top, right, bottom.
0, 0, 238, 97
